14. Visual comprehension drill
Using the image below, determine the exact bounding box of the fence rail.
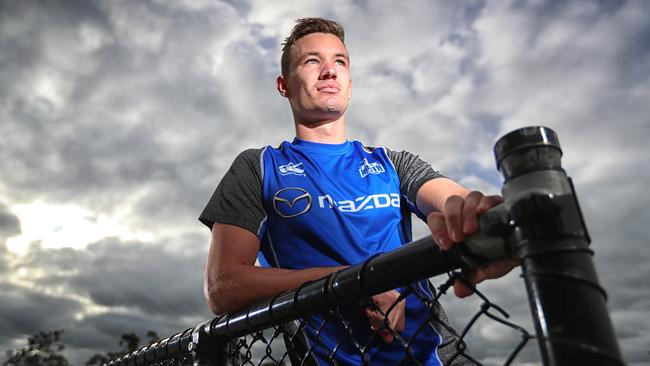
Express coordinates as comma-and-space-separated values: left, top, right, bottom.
105, 261, 531, 365
104, 126, 624, 366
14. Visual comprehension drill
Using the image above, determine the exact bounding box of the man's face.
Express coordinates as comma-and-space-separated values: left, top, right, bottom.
278, 32, 352, 124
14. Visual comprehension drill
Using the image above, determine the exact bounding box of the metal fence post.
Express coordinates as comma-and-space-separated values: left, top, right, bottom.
190, 320, 229, 366
494, 126, 624, 365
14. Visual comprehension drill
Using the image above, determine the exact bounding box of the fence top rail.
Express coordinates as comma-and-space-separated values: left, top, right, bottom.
210, 236, 463, 338
104, 236, 466, 365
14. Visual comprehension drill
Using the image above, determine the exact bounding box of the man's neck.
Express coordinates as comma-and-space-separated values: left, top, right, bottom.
294, 117, 347, 144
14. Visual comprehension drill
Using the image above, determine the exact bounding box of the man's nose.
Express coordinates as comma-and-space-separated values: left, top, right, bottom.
319, 63, 337, 79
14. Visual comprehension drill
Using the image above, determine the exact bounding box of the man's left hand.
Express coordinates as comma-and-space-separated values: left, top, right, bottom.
427, 191, 519, 297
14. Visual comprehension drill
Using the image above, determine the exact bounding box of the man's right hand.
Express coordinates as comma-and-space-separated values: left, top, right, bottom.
364, 289, 405, 343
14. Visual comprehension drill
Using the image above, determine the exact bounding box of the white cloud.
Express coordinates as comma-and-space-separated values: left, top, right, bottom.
5, 202, 153, 254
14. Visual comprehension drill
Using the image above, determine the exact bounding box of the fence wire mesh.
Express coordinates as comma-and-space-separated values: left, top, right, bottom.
216, 274, 531, 366
106, 271, 534, 366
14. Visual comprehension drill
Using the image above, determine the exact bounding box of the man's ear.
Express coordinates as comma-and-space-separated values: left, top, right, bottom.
276, 75, 289, 97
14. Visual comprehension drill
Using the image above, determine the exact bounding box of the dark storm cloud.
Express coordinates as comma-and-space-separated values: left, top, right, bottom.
62, 310, 201, 364
4, 236, 212, 365
0, 204, 20, 273
76, 240, 207, 317
0, 0, 286, 233
16, 236, 210, 318
0, 282, 83, 345
0, 204, 21, 238
579, 177, 650, 364
16, 305, 203, 365
0, 0, 277, 362
405, 1, 648, 363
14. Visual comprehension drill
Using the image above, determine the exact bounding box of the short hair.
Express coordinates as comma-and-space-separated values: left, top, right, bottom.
281, 18, 346, 77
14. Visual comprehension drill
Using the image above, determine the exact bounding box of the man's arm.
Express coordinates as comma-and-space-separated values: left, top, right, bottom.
416, 177, 498, 246
204, 223, 405, 343
201, 149, 340, 314
204, 223, 342, 315
415, 177, 470, 217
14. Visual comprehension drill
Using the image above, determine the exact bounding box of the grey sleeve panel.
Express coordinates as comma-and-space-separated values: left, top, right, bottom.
199, 148, 266, 235
428, 293, 474, 365
385, 148, 444, 205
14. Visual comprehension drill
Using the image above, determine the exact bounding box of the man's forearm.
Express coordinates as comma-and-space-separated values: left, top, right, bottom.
416, 177, 470, 216
205, 264, 343, 315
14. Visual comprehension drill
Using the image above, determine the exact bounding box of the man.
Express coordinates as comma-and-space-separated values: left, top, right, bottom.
200, 18, 516, 365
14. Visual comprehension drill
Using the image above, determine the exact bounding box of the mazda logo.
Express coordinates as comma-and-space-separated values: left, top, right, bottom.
273, 187, 312, 218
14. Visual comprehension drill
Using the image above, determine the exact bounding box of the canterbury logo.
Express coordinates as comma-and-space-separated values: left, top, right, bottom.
279, 162, 306, 176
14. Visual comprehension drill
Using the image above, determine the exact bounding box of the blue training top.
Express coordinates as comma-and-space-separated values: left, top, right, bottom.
200, 138, 450, 365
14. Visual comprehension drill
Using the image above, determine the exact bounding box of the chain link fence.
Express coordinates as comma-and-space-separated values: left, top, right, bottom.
213, 274, 533, 366
104, 237, 534, 366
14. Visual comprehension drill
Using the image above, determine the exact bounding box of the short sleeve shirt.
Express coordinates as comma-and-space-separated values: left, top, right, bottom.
200, 138, 451, 365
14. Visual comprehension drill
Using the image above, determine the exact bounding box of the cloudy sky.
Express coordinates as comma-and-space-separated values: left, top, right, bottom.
1, 0, 648, 364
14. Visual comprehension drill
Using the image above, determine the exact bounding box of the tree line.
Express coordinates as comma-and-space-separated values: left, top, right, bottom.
3, 329, 163, 366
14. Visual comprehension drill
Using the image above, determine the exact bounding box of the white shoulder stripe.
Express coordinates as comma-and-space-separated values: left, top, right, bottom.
259, 146, 269, 180
256, 216, 267, 237
380, 146, 397, 171
266, 230, 281, 267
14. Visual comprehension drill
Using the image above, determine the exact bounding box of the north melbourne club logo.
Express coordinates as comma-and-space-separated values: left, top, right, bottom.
273, 187, 312, 218
358, 158, 385, 178
279, 162, 306, 176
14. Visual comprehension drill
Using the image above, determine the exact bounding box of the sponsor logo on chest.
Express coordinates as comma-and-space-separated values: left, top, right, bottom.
271, 188, 400, 218
273, 187, 312, 218
318, 193, 400, 212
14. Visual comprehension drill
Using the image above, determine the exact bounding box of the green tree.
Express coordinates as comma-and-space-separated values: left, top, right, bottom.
85, 331, 159, 365
3, 330, 70, 366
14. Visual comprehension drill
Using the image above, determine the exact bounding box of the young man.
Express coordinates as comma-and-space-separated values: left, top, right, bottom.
200, 18, 515, 365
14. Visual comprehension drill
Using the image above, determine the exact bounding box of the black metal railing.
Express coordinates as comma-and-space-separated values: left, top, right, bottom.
103, 126, 624, 366
104, 251, 532, 366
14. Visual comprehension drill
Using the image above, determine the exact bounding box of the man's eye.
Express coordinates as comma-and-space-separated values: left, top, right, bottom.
306, 59, 319, 64
335, 59, 347, 66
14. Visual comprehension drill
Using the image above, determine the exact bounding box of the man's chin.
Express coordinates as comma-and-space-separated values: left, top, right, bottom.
300, 110, 345, 126
312, 104, 344, 116
323, 100, 348, 112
